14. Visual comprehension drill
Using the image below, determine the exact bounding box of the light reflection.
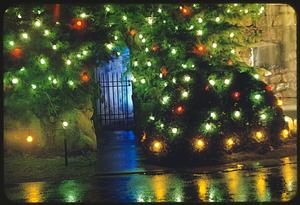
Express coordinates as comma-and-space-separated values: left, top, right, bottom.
196, 176, 209, 201
255, 171, 271, 201
22, 182, 45, 202
281, 157, 296, 201
151, 175, 167, 201
224, 170, 248, 201
58, 180, 83, 202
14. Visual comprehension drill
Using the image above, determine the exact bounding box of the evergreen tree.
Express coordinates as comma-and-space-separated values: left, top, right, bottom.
3, 4, 290, 159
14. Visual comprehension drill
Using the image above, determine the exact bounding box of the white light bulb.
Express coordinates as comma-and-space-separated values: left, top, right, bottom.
215, 17, 220, 22
183, 75, 191, 82
182, 91, 189, 98
254, 94, 261, 100
138, 34, 143, 39
12, 78, 19, 84
234, 111, 241, 118
133, 61, 138, 66
209, 79, 215, 86
162, 96, 169, 104
17, 14, 22, 18
62, 121, 69, 128
171, 48, 177, 55
149, 115, 155, 120
212, 43, 217, 48
105, 6, 110, 12
140, 79, 146, 84
188, 25, 194, 30
31, 84, 37, 89
182, 64, 187, 68
260, 114, 267, 120
48, 76, 52, 81
77, 54, 81, 58
171, 128, 178, 134
210, 112, 217, 119
141, 38, 146, 43
66, 59, 71, 65
172, 78, 176, 84
158, 8, 162, 13
146, 61, 151, 67
227, 9, 231, 13
40, 58, 46, 65
148, 18, 153, 25
80, 13, 87, 18
205, 123, 211, 130
9, 41, 14, 46
231, 49, 235, 54
52, 79, 58, 84
254, 74, 259, 79
34, 20, 41, 27
198, 17, 203, 23
245, 9, 249, 14
68, 80, 74, 86
230, 32, 235, 38
196, 30, 203, 36
224, 79, 230, 85
52, 44, 57, 50
164, 82, 168, 87
145, 48, 149, 52
22, 33, 28, 39
106, 43, 113, 50
114, 35, 118, 40
122, 15, 127, 21
44, 30, 50, 36
160, 123, 164, 128
82, 50, 88, 55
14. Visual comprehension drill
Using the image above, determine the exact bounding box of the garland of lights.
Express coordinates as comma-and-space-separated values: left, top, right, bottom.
3, 4, 291, 159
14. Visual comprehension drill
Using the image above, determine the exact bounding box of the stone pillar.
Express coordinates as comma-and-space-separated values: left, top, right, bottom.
256, 4, 297, 103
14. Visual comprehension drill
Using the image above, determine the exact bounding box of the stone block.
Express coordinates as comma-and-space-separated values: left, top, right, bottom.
282, 72, 297, 83
270, 74, 282, 84
276, 82, 289, 91
281, 89, 297, 98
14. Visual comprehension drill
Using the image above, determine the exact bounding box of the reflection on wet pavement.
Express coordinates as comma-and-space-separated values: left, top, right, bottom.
5, 156, 297, 202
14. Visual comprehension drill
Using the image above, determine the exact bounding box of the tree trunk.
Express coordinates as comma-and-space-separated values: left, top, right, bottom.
40, 117, 57, 152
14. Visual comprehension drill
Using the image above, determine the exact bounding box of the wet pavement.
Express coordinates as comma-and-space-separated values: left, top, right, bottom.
4, 130, 298, 202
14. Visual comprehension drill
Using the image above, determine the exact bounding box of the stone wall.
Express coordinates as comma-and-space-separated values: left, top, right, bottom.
256, 4, 297, 101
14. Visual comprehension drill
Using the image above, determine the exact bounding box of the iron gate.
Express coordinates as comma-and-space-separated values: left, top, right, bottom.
96, 72, 134, 130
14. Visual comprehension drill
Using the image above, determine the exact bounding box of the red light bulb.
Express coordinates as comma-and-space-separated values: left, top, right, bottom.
232, 91, 241, 100
204, 85, 209, 91
265, 85, 273, 91
175, 105, 185, 114
76, 20, 82, 26
11, 48, 22, 58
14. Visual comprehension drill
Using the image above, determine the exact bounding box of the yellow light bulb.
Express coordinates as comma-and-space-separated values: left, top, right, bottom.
194, 138, 205, 151
277, 99, 283, 106
227, 138, 234, 146
27, 136, 33, 143
256, 131, 263, 139
281, 129, 289, 139
152, 141, 163, 152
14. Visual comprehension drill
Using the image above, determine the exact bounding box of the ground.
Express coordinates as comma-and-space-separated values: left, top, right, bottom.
3, 130, 297, 203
